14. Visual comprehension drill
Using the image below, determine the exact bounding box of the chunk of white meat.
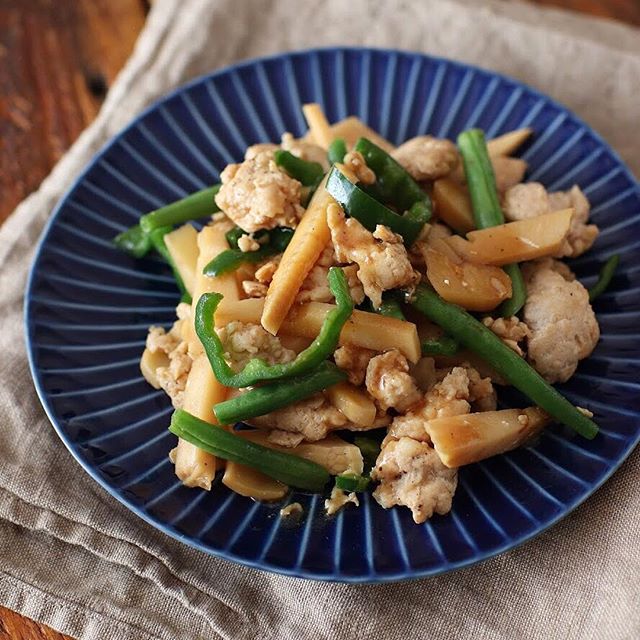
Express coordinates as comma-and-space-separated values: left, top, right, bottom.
391, 136, 459, 181
334, 344, 376, 386
327, 204, 419, 308
325, 487, 359, 516
343, 150, 376, 185
248, 394, 353, 443
371, 437, 457, 523
522, 259, 600, 383
215, 150, 304, 232
482, 316, 531, 357
365, 349, 422, 413
503, 183, 598, 258
217, 321, 296, 371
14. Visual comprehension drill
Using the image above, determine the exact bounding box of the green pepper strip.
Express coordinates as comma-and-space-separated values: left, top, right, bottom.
274, 150, 325, 187
114, 224, 152, 258
328, 138, 347, 164
457, 129, 525, 317
373, 297, 406, 320
139, 185, 221, 233
326, 166, 429, 246
354, 436, 381, 472
213, 361, 347, 426
354, 137, 432, 215
589, 254, 620, 301
335, 473, 370, 492
169, 409, 329, 491
410, 285, 599, 439
195, 267, 353, 388
203, 228, 294, 277
149, 226, 192, 304
421, 336, 459, 356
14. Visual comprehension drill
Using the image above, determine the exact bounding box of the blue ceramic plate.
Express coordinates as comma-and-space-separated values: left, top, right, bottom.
25, 48, 640, 583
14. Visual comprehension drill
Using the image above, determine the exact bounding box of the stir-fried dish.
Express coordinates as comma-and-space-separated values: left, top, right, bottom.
115, 104, 618, 523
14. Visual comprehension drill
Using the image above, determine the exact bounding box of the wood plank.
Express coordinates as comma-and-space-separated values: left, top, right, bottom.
0, 605, 69, 640
530, 0, 640, 26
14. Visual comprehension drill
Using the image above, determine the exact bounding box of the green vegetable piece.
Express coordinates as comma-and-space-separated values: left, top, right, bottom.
139, 185, 221, 234
195, 267, 353, 388
149, 225, 192, 304
224, 226, 246, 250
328, 138, 347, 164
326, 166, 429, 246
354, 137, 431, 214
113, 224, 152, 258
213, 361, 347, 425
353, 436, 380, 472
458, 129, 525, 317
274, 150, 325, 187
169, 409, 330, 491
589, 254, 620, 301
421, 336, 459, 356
410, 284, 599, 440
203, 228, 294, 277
374, 297, 406, 320
335, 473, 370, 492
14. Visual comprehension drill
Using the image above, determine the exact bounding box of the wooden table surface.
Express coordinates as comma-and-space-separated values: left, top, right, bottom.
1, 0, 638, 637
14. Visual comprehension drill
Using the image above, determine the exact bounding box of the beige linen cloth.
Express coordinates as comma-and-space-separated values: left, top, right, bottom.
1, 1, 639, 638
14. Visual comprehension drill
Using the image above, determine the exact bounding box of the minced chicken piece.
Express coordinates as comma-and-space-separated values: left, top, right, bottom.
522, 259, 600, 383
503, 182, 550, 221
215, 150, 304, 232
324, 487, 359, 516
241, 280, 268, 298
244, 143, 279, 160
218, 321, 296, 371
334, 344, 376, 386
237, 234, 260, 252
327, 204, 419, 308
280, 502, 304, 518
391, 136, 459, 181
482, 316, 531, 357
248, 394, 353, 442
343, 150, 376, 185
372, 437, 457, 523
365, 349, 422, 413
254, 257, 280, 284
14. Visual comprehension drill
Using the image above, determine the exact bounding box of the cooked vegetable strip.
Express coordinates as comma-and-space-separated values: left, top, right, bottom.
213, 362, 347, 425
173, 354, 226, 490
170, 409, 330, 491
354, 137, 432, 219
215, 297, 421, 362
114, 224, 152, 258
327, 382, 377, 427
426, 407, 549, 467
432, 178, 475, 234
458, 128, 525, 316
202, 227, 294, 277
139, 185, 221, 233
261, 175, 333, 335
354, 436, 381, 472
196, 267, 353, 387
410, 284, 599, 439
274, 150, 325, 186
222, 463, 288, 501
326, 166, 429, 246
446, 209, 573, 265
149, 226, 191, 303
335, 473, 370, 492
373, 297, 406, 320
305, 116, 394, 152
225, 226, 249, 249
328, 138, 347, 164
589, 254, 620, 301
486, 128, 533, 157
421, 336, 459, 356
499, 264, 527, 317
302, 103, 333, 149
164, 224, 198, 295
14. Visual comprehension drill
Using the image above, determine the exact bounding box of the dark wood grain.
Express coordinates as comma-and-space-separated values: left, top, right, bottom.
0, 0, 638, 638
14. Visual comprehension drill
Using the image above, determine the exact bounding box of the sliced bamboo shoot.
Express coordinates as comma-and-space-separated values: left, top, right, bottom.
238, 431, 364, 475
222, 462, 288, 501
140, 347, 169, 389
302, 103, 333, 149
164, 224, 198, 295
327, 382, 377, 427
173, 354, 227, 489
261, 176, 333, 335
426, 407, 550, 468
446, 208, 573, 266
301, 112, 395, 152
487, 128, 533, 157
432, 178, 475, 234
217, 298, 421, 363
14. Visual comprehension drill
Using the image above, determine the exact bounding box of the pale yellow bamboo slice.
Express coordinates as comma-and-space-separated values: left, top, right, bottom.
487, 128, 533, 157
327, 382, 377, 427
164, 224, 198, 295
